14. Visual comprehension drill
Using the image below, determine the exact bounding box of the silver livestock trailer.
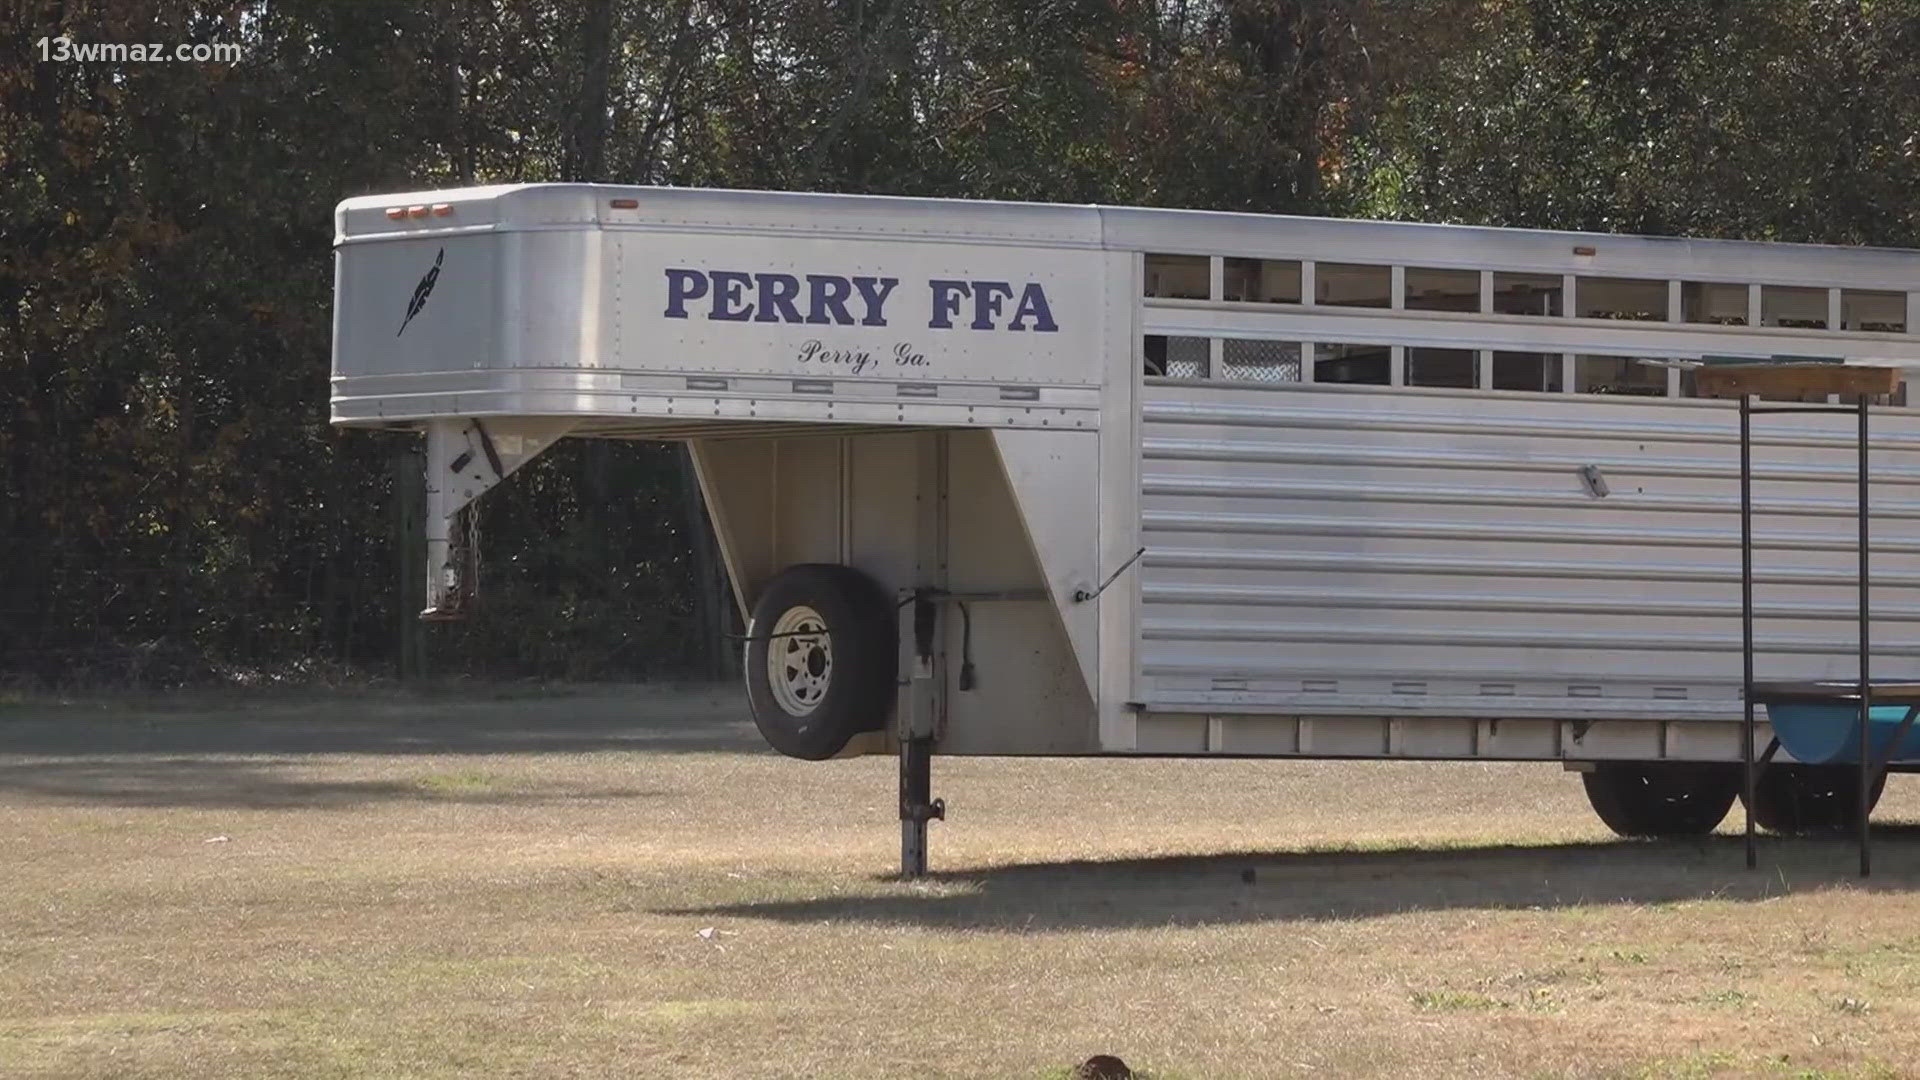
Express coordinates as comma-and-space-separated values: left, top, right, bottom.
331, 184, 1920, 873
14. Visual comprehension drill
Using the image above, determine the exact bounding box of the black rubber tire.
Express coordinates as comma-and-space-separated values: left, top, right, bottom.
743, 564, 896, 761
1583, 762, 1740, 838
1744, 765, 1887, 835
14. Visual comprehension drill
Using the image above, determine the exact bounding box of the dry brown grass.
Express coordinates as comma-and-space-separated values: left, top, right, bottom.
5, 685, 1920, 1078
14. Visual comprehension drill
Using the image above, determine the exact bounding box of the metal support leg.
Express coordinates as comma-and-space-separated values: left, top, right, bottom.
1854, 703, 1920, 881
1860, 695, 1873, 879
1741, 395, 1758, 870
1866, 707, 1920, 864
898, 735, 943, 878
1745, 736, 1780, 868
1858, 397, 1872, 879
1868, 707, 1920, 786
1744, 698, 1758, 870
897, 589, 944, 878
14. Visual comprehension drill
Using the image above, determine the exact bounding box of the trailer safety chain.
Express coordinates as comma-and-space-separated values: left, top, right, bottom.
1074, 546, 1146, 603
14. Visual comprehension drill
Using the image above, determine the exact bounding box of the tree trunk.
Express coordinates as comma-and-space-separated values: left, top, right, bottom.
676, 447, 732, 681
566, 0, 618, 181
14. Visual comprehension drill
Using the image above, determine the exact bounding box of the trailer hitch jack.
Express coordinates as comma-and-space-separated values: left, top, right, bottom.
899, 736, 943, 878
899, 590, 944, 877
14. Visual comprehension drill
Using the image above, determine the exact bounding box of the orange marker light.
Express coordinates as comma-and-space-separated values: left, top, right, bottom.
431, 204, 453, 217
609, 198, 639, 209
384, 207, 406, 220
407, 205, 429, 218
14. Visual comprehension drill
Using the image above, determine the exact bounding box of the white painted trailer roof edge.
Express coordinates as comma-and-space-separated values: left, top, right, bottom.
338, 181, 1920, 287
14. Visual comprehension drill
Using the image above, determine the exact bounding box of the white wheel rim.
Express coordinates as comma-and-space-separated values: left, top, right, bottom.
767, 605, 832, 716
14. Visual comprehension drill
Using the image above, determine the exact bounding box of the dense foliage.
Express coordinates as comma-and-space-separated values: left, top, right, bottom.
5, 0, 1919, 685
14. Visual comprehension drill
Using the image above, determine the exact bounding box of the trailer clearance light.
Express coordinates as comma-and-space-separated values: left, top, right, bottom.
406, 205, 430, 219
431, 204, 453, 217
384, 207, 406, 220
609, 198, 639, 209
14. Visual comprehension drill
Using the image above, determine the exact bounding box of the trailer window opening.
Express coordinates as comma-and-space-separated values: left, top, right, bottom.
1222, 258, 1302, 303
1843, 289, 1907, 333
1574, 355, 1669, 396
1220, 339, 1302, 382
1145, 254, 1210, 299
1315, 342, 1391, 385
1407, 347, 1478, 388
1492, 351, 1563, 392
1579, 276, 1668, 321
1316, 263, 1392, 308
1492, 272, 1565, 316
1404, 268, 1480, 312
1681, 282, 1748, 325
1143, 335, 1210, 378
1761, 285, 1828, 329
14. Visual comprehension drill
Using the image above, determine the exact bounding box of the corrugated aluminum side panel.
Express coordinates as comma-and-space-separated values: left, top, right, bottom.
1137, 383, 1920, 720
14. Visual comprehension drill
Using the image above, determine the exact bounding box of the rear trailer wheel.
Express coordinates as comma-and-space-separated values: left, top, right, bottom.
1744, 765, 1887, 835
744, 564, 897, 761
1583, 763, 1740, 838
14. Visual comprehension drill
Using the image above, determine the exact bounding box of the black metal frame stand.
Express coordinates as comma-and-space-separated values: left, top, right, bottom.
1740, 393, 1913, 877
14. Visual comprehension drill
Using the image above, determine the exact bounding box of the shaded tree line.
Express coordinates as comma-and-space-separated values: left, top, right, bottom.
4, 0, 1918, 686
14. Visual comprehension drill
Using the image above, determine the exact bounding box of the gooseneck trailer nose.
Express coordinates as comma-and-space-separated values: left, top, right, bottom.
332, 184, 1920, 874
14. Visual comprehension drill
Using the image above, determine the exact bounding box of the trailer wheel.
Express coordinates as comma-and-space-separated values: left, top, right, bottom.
1582, 763, 1740, 838
744, 564, 896, 761
1744, 765, 1886, 835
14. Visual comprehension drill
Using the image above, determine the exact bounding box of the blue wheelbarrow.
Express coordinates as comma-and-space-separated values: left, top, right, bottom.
1752, 682, 1920, 765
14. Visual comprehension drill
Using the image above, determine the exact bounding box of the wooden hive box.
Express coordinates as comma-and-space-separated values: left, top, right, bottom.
1693, 362, 1902, 399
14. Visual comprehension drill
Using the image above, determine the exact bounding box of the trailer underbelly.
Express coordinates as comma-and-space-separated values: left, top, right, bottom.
1132, 710, 1746, 762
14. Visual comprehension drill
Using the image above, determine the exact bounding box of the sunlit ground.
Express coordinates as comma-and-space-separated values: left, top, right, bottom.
4, 685, 1920, 1078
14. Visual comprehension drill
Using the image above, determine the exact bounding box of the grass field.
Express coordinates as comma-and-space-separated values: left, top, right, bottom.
6, 685, 1920, 1078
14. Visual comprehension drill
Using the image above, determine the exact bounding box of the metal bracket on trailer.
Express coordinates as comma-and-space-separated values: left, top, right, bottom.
420, 417, 575, 620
